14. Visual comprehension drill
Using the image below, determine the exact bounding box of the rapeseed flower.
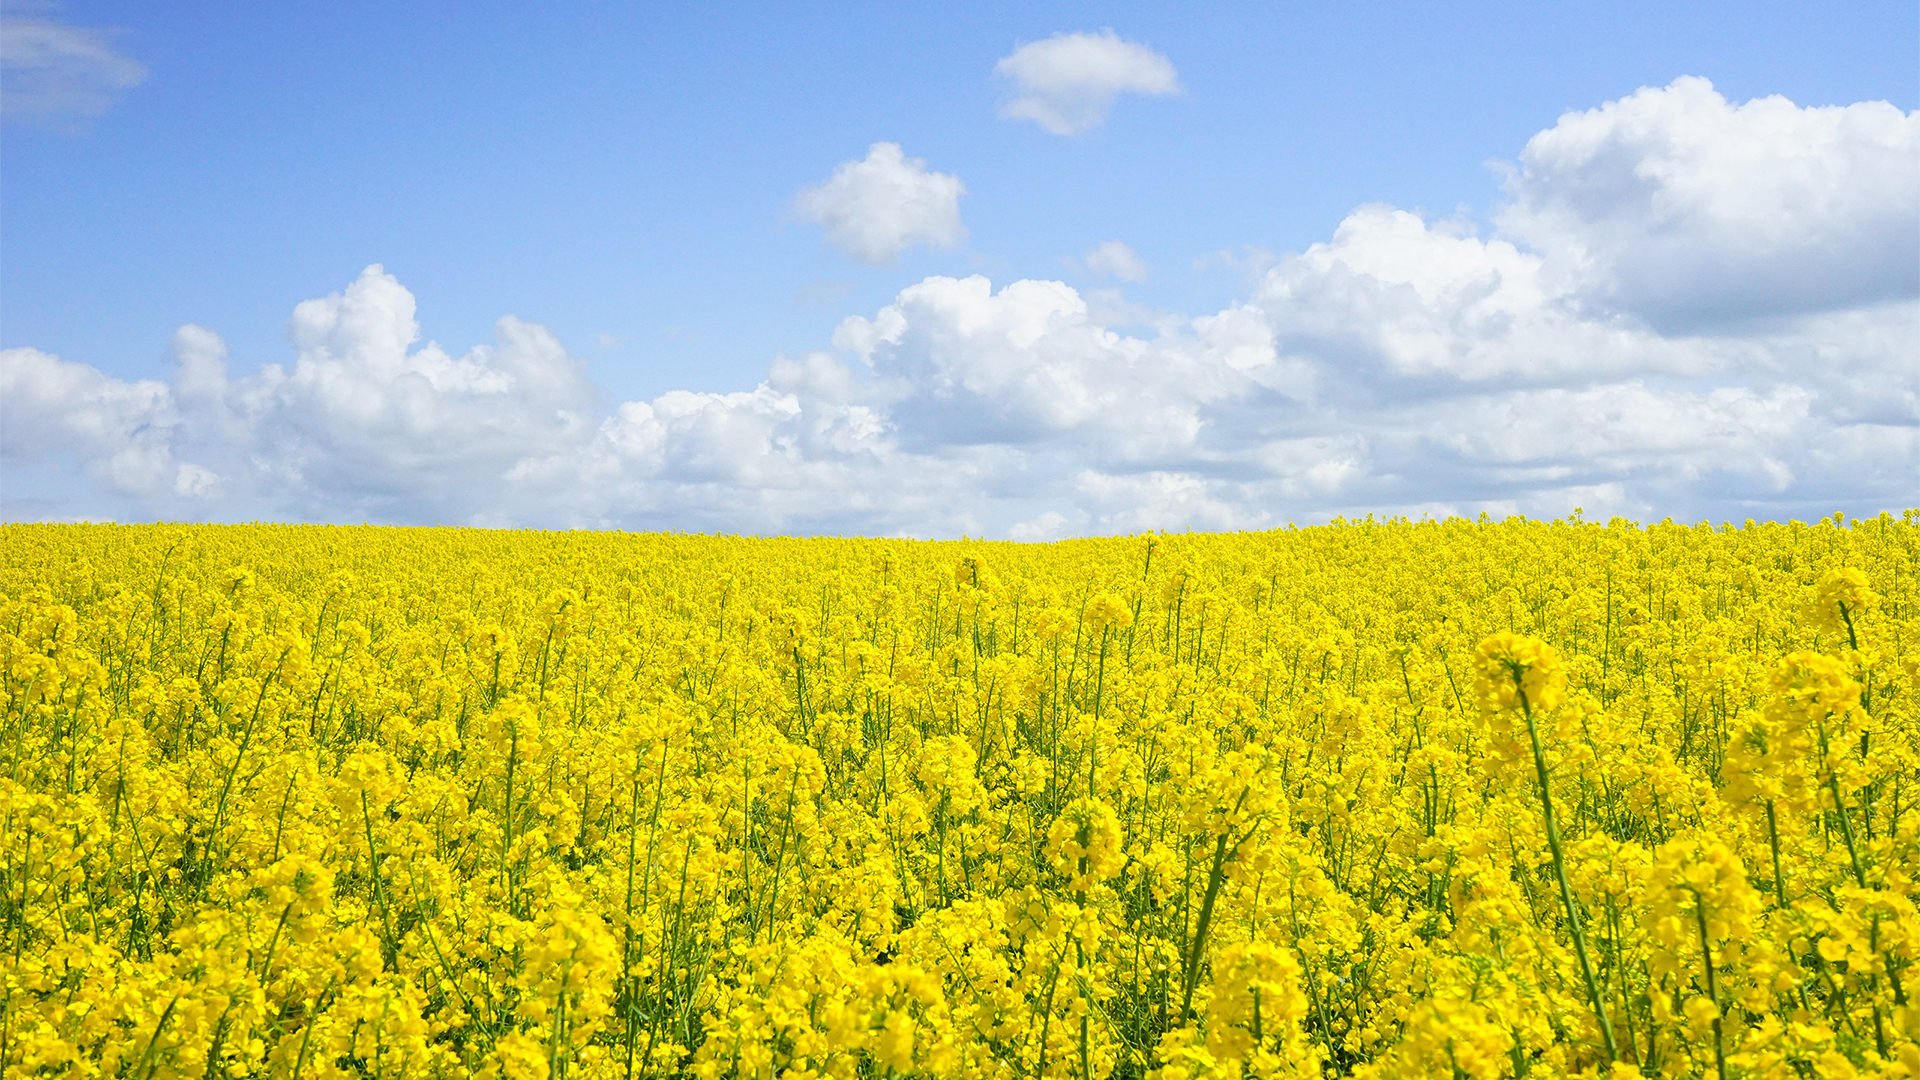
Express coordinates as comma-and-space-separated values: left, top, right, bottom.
0, 514, 1912, 1078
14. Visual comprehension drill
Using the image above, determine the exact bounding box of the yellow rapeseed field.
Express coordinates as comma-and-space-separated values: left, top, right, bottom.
3, 515, 1916, 1079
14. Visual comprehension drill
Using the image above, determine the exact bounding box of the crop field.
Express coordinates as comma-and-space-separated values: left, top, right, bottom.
2, 516, 1916, 1079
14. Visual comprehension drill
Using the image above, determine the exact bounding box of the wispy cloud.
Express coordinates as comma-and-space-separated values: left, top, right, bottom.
0, 5, 146, 127
995, 30, 1179, 136
1078, 240, 1147, 282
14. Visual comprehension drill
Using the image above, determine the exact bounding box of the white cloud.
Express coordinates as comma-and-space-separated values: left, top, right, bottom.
1080, 240, 1147, 282
1076, 470, 1266, 534
0, 346, 189, 497
995, 30, 1179, 136
794, 143, 966, 264
0, 10, 147, 125
1254, 205, 1692, 385
1498, 76, 1919, 330
1009, 510, 1072, 543
5, 81, 1914, 534
4, 265, 599, 524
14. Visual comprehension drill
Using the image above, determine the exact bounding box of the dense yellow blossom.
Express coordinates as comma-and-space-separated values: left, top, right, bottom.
2, 512, 1916, 1078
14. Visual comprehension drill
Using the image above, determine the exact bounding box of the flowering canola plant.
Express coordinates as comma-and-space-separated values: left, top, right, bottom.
2, 513, 1916, 1079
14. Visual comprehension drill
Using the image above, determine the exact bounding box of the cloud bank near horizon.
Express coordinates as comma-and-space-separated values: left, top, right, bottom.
4, 79, 1915, 537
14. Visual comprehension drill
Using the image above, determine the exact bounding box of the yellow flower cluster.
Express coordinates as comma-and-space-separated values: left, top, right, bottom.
2, 512, 1916, 1079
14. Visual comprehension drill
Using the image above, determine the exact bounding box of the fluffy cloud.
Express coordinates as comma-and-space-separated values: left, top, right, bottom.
4, 80, 1913, 534
0, 10, 147, 125
0, 346, 185, 497
995, 31, 1179, 136
4, 266, 596, 524
1080, 240, 1147, 282
1498, 77, 1919, 331
794, 143, 967, 264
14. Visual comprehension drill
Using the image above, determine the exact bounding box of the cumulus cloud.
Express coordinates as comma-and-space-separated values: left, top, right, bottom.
995, 30, 1179, 135
0, 7, 147, 125
1079, 240, 1147, 282
794, 143, 967, 264
1254, 205, 1682, 385
4, 266, 596, 525
0, 347, 186, 496
1498, 76, 1919, 331
5, 79, 1914, 534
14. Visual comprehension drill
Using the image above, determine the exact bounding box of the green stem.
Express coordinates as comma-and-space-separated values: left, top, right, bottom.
1691, 894, 1727, 1080
1178, 788, 1252, 1023
1515, 684, 1618, 1063
361, 791, 398, 963
1765, 800, 1786, 906
136, 996, 181, 1080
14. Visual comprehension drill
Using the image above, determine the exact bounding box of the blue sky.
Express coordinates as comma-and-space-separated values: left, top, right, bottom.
3, 1, 1916, 534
